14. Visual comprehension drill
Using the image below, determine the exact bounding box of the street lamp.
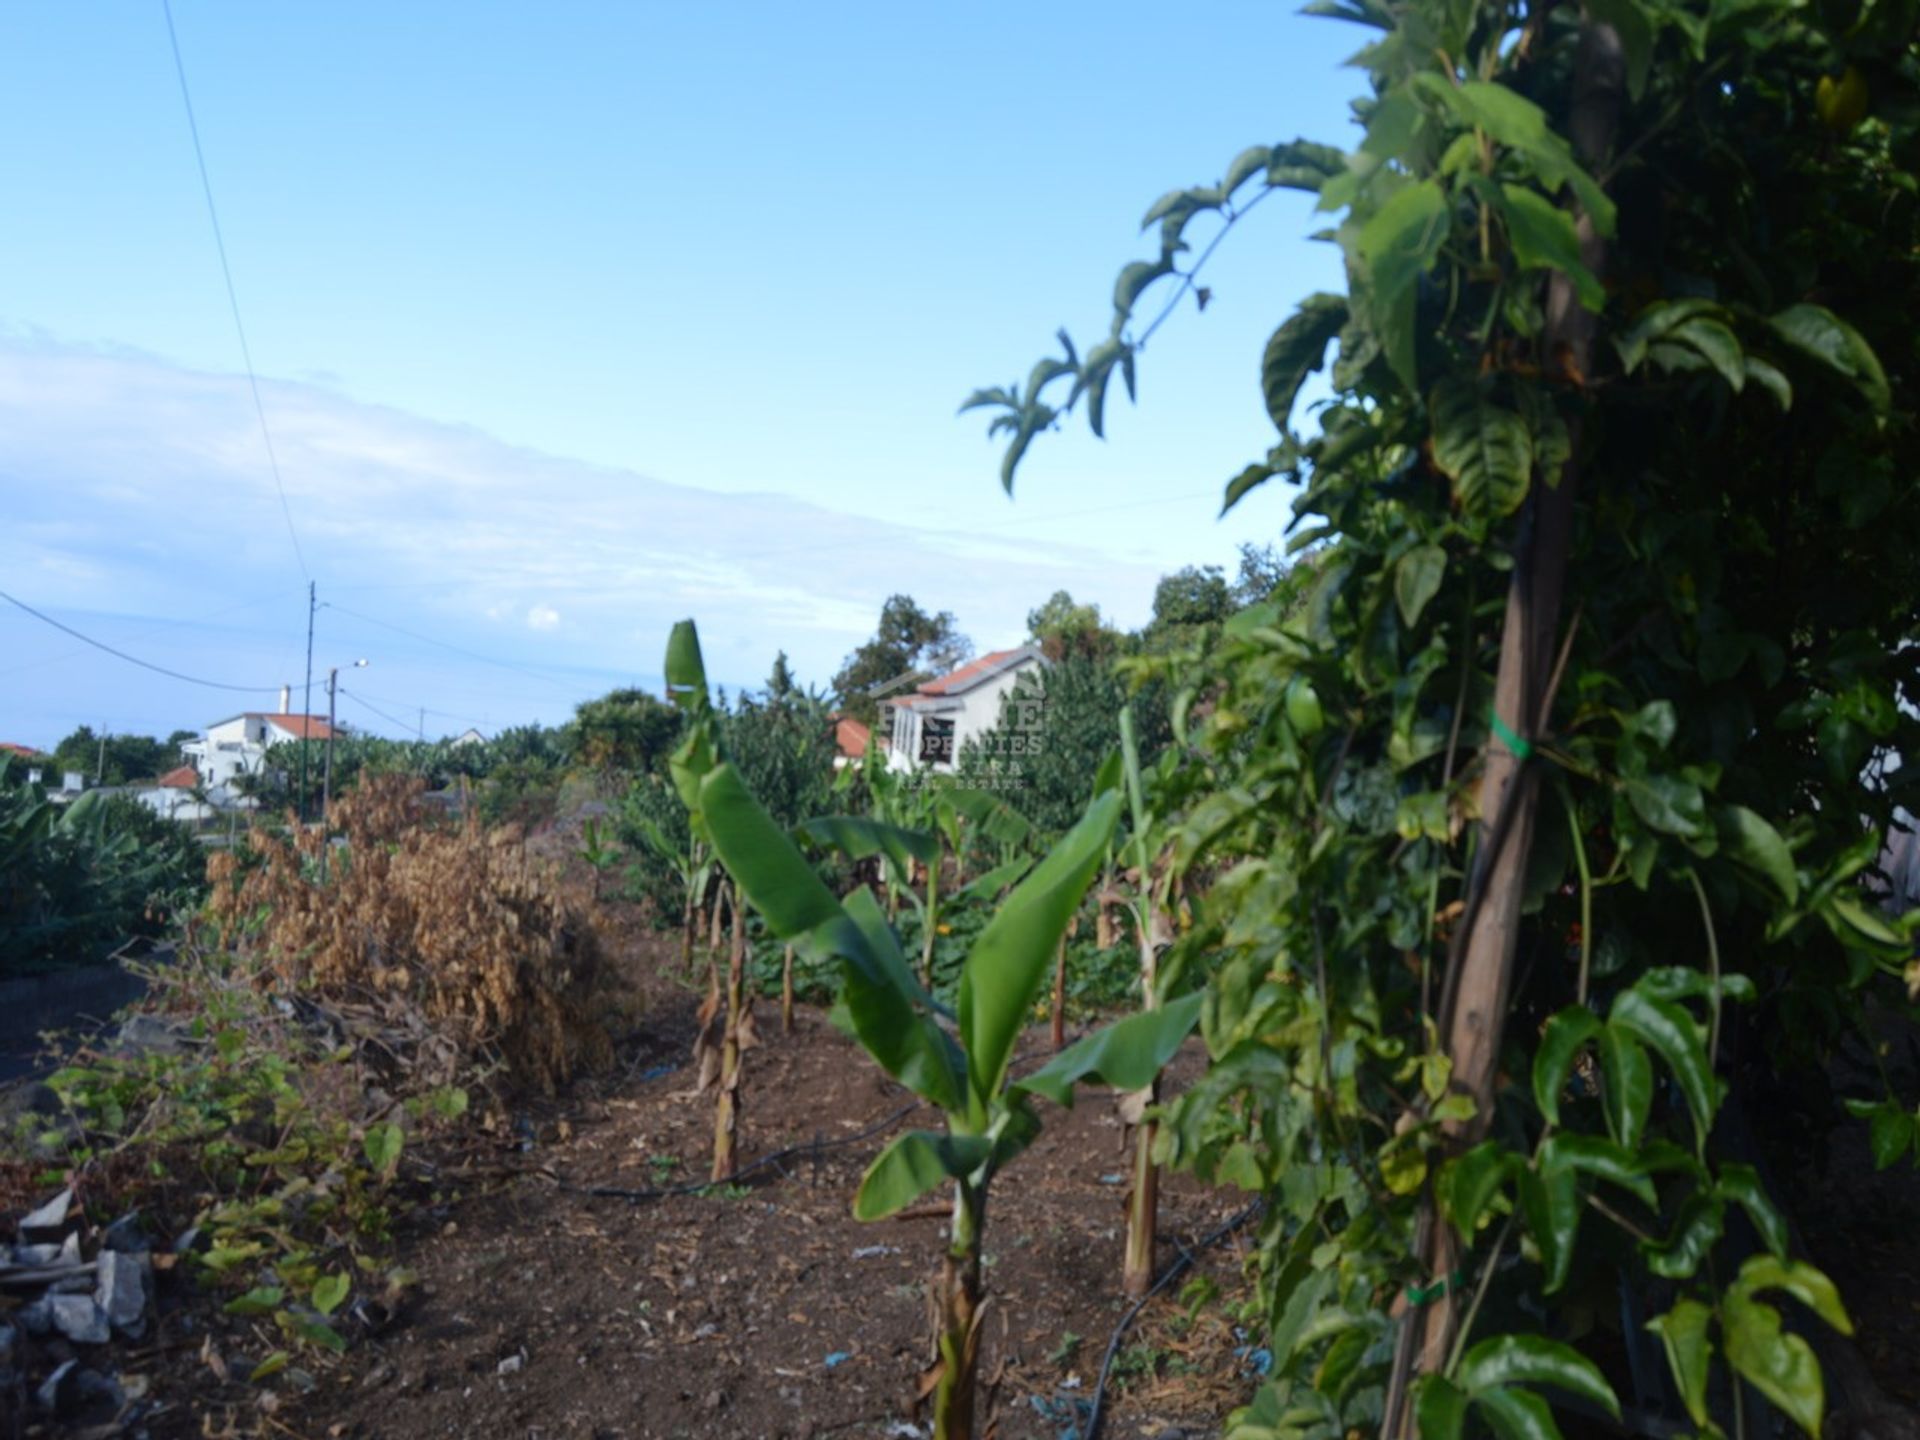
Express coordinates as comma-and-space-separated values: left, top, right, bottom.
323, 659, 368, 823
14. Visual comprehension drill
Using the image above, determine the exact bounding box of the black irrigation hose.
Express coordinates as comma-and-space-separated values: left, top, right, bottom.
1083, 1198, 1265, 1440
563, 1097, 926, 1203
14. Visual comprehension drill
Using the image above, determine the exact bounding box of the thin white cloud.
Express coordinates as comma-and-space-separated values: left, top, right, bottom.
0, 337, 1166, 691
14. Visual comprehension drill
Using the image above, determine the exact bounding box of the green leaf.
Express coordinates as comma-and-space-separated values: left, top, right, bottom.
1261, 294, 1348, 433
962, 855, 1035, 898
1645, 1193, 1724, 1278
1394, 544, 1448, 628
288, 1314, 349, 1353
1716, 1163, 1788, 1258
1540, 1132, 1657, 1208
1732, 1254, 1853, 1334
1716, 805, 1798, 902
1596, 1024, 1653, 1149
794, 815, 938, 875
1114, 257, 1175, 321
1672, 316, 1747, 392
1412, 77, 1616, 235
1223, 144, 1274, 198
1828, 894, 1906, 948
1356, 179, 1449, 390
1615, 299, 1723, 374
1532, 1007, 1600, 1127
1611, 985, 1717, 1138
853, 1130, 992, 1220
362, 1121, 404, 1178
224, 1286, 285, 1317
1430, 377, 1534, 519
1744, 355, 1793, 410
1459, 1333, 1621, 1418
699, 763, 965, 1112
664, 620, 709, 711
1864, 1100, 1915, 1169
959, 791, 1121, 1108
1415, 1376, 1470, 1440
1014, 992, 1204, 1106
312, 1273, 349, 1317
1473, 1386, 1564, 1440
1440, 1140, 1518, 1238
1267, 138, 1347, 192
1646, 1299, 1714, 1427
1768, 303, 1890, 421
1723, 1290, 1826, 1438
1518, 1164, 1579, 1292
1222, 461, 1279, 516
1497, 185, 1604, 311
249, 1351, 292, 1383
1622, 772, 1707, 838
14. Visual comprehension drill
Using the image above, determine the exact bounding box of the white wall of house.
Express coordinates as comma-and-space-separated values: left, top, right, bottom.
186, 713, 326, 796
952, 664, 1038, 764
136, 788, 215, 823
886, 651, 1044, 774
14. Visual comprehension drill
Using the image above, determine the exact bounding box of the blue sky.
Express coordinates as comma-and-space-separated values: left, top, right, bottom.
0, 3, 1359, 751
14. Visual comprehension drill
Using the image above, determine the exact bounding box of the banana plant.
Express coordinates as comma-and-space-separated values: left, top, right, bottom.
627, 810, 715, 979
665, 620, 1201, 1440
661, 629, 754, 1181
795, 813, 941, 980
1109, 705, 1180, 1298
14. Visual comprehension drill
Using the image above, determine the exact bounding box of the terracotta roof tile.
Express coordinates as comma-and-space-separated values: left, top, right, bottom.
834, 715, 871, 759
264, 715, 342, 741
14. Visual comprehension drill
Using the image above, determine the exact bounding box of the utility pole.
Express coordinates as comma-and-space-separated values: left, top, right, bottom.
300, 582, 316, 823
417, 707, 424, 743
321, 658, 367, 824
95, 727, 107, 785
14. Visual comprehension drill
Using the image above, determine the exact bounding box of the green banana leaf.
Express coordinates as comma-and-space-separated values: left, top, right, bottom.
696, 762, 967, 1113
795, 815, 938, 875
854, 1130, 993, 1220
957, 791, 1121, 1108
1014, 992, 1204, 1106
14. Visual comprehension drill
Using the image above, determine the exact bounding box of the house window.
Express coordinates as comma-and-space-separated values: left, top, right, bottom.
920, 717, 955, 765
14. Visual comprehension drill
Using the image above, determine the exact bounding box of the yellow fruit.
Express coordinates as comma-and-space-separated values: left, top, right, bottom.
1816, 66, 1870, 133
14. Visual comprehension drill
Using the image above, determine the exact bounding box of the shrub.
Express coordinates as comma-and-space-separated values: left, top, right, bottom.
204, 776, 617, 1089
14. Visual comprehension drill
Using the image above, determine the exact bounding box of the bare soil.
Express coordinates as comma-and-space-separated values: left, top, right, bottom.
113, 927, 1264, 1440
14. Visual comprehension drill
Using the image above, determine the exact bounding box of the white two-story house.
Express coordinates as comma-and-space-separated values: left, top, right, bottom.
886, 645, 1045, 773
179, 692, 343, 808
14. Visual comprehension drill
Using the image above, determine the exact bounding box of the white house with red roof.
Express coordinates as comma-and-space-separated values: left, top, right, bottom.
135, 763, 216, 822
179, 690, 346, 806
885, 645, 1044, 773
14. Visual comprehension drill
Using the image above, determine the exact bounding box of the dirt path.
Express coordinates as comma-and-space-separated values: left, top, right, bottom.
293, 984, 1260, 1440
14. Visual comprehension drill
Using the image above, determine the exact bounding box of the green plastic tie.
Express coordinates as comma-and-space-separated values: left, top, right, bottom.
1404, 1270, 1466, 1307
1487, 708, 1533, 761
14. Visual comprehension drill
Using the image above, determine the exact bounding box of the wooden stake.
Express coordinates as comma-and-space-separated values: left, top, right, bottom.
1396, 20, 1624, 1426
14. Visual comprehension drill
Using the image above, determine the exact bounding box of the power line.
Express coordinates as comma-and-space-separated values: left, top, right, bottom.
344, 686, 498, 728
335, 687, 411, 733
161, 0, 309, 581
0, 587, 303, 682
0, 589, 281, 694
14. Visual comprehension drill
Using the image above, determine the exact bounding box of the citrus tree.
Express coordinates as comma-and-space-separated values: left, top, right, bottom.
973, 0, 1920, 1433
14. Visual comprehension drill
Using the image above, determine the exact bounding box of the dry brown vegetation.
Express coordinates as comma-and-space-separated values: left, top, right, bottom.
204, 775, 621, 1089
